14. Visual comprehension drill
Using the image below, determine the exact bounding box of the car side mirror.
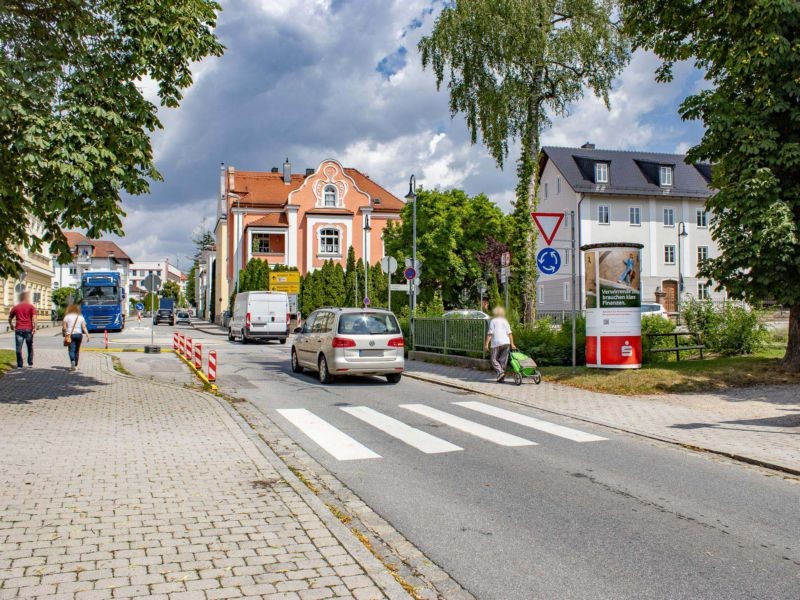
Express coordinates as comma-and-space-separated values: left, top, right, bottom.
293, 327, 302, 334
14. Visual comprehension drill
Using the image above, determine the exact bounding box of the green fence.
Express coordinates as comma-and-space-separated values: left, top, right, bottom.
413, 318, 488, 358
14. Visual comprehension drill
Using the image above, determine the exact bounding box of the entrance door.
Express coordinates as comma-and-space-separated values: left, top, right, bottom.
662, 280, 678, 313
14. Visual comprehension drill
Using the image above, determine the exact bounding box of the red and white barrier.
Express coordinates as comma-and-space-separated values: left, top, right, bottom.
208, 351, 217, 382
194, 343, 202, 370
178, 334, 185, 355
173, 332, 179, 351
185, 337, 193, 360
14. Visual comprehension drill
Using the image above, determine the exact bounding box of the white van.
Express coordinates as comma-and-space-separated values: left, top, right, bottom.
228, 291, 290, 344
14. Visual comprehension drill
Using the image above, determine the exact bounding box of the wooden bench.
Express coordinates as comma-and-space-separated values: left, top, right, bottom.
646, 332, 705, 362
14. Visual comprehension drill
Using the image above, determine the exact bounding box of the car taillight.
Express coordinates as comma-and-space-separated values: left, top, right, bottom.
331, 337, 356, 348
286, 312, 290, 324
388, 337, 405, 348
245, 312, 251, 329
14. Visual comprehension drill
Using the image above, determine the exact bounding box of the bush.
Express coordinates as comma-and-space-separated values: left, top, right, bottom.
682, 299, 768, 356
513, 316, 586, 366
641, 315, 676, 363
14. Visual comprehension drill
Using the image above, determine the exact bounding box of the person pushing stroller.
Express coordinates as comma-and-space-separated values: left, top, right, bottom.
485, 306, 515, 382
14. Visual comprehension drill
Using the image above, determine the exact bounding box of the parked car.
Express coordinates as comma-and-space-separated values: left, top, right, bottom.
153, 308, 175, 326
443, 309, 490, 320
175, 310, 191, 326
641, 302, 669, 320
291, 308, 405, 384
229, 291, 290, 344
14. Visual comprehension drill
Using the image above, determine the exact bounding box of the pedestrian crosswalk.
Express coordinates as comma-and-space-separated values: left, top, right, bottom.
277, 401, 607, 462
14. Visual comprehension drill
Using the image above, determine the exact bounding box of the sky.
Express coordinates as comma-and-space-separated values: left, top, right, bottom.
112, 0, 706, 271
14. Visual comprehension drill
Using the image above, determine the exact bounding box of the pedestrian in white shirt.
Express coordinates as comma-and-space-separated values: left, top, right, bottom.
62, 304, 90, 371
485, 306, 515, 382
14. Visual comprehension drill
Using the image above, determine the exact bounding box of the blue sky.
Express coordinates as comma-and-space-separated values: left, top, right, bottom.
115, 0, 705, 270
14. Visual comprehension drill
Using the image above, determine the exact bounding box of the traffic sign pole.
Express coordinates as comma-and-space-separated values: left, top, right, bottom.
570, 210, 577, 373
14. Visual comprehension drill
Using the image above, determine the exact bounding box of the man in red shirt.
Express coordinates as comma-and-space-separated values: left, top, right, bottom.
8, 291, 37, 368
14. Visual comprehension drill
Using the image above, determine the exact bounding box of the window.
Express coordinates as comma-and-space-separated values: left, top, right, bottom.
696, 209, 708, 227
629, 206, 641, 226
697, 246, 709, 268
563, 282, 570, 303
557, 177, 561, 194
252, 233, 271, 254
595, 162, 609, 183
323, 185, 337, 207
33, 292, 41, 304
659, 166, 673, 186
698, 281, 711, 300
338, 312, 401, 335
544, 183, 548, 199
538, 285, 544, 304
598, 205, 610, 225
318, 228, 340, 255
69, 266, 77, 275
663, 208, 675, 227
564, 250, 570, 266
664, 245, 676, 265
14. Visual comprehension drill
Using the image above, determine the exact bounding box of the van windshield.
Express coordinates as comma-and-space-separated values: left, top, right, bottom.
338, 313, 401, 335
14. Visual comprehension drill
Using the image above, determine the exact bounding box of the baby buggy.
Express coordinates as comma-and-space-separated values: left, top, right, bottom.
508, 350, 542, 386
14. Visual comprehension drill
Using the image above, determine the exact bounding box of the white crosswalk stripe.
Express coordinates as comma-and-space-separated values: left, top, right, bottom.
341, 406, 462, 454
276, 409, 380, 460
453, 401, 607, 442
399, 404, 536, 447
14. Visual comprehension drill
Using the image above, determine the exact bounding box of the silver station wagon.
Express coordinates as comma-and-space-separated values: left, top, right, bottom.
291, 308, 405, 384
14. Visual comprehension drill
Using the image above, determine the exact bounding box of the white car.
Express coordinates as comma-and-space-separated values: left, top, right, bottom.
641, 302, 669, 320
443, 309, 490, 320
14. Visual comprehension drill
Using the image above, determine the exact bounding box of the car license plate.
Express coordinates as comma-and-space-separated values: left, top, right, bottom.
359, 350, 384, 357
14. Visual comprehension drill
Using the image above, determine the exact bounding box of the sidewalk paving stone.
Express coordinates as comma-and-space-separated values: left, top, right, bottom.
0, 350, 407, 599
406, 359, 800, 474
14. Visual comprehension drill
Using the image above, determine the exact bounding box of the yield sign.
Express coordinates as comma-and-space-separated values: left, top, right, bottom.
531, 212, 565, 246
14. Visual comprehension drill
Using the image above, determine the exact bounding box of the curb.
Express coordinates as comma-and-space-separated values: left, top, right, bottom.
191, 321, 228, 337
404, 369, 800, 478
174, 349, 217, 391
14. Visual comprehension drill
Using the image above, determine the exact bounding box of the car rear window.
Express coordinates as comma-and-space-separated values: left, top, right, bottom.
337, 313, 401, 335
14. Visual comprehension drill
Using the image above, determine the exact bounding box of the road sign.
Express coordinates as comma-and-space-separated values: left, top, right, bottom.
363, 297, 371, 307
531, 212, 565, 246
135, 303, 144, 312
404, 258, 421, 269
390, 283, 408, 292
270, 271, 300, 294
536, 247, 562, 275
380, 256, 398, 274
403, 267, 417, 281
142, 273, 162, 292
501, 252, 511, 268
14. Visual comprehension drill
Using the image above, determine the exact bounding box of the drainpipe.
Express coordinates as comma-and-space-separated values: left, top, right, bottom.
576, 193, 585, 310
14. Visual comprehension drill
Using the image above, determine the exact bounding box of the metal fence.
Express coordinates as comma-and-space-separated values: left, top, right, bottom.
532, 310, 584, 326
413, 318, 488, 358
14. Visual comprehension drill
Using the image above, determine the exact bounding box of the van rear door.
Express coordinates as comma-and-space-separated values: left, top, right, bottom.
265, 294, 289, 335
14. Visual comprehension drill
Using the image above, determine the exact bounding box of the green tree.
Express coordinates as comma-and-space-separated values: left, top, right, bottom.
624, 0, 800, 370
344, 247, 358, 307
186, 263, 197, 308
238, 259, 270, 293
52, 286, 76, 308
161, 280, 181, 302
192, 228, 216, 253
420, 0, 628, 321
0, 1, 224, 277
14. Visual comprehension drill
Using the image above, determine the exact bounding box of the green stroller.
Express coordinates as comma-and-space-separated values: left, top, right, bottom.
508, 350, 542, 386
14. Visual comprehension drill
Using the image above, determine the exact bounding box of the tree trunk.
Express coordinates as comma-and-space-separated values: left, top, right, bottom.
523, 98, 541, 325
782, 304, 800, 372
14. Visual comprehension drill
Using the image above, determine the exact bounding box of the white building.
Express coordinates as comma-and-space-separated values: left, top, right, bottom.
55, 233, 134, 307
536, 144, 724, 313
129, 261, 186, 298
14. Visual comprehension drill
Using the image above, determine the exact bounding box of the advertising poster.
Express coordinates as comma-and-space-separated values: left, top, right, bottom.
582, 243, 643, 369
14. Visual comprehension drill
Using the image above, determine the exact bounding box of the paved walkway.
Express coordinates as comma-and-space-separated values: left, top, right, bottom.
0, 350, 407, 599
406, 360, 800, 474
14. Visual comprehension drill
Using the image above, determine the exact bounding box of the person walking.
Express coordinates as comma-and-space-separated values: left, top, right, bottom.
62, 304, 90, 371
8, 291, 36, 368
485, 306, 515, 382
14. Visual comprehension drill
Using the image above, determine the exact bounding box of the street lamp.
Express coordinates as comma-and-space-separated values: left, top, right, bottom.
229, 192, 242, 293
363, 214, 371, 306
405, 175, 417, 316
677, 221, 688, 322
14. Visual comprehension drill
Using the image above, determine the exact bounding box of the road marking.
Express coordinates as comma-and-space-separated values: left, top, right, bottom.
276, 409, 380, 461
453, 401, 608, 442
399, 404, 536, 447
341, 406, 462, 454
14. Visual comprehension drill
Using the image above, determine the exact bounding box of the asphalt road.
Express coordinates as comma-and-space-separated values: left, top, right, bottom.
36, 324, 800, 599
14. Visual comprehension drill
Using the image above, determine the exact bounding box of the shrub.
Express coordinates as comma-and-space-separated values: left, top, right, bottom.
682, 299, 768, 356
641, 314, 676, 363
514, 316, 586, 366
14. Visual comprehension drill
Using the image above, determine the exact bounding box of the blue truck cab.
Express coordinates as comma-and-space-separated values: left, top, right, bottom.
79, 271, 126, 332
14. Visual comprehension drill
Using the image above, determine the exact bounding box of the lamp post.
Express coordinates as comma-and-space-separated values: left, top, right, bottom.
404, 175, 417, 315
677, 221, 688, 323
363, 214, 371, 305
229, 192, 242, 294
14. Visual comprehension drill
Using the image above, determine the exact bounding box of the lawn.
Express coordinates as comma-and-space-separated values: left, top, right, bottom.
0, 349, 16, 375
540, 342, 800, 395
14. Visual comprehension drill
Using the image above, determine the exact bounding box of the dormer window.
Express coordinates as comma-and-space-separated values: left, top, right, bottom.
595, 162, 609, 184
323, 185, 337, 207
659, 165, 673, 186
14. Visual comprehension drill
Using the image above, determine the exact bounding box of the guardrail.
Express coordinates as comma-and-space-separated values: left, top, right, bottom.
413, 318, 488, 358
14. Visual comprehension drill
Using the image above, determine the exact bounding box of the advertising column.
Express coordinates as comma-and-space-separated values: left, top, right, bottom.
581, 243, 643, 369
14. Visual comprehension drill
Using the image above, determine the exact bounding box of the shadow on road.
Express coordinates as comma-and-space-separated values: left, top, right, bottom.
0, 367, 107, 404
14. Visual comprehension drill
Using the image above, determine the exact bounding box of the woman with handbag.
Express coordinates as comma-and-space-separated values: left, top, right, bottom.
62, 304, 90, 371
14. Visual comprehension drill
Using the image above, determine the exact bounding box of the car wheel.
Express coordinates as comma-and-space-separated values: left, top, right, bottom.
240, 330, 248, 344
291, 348, 303, 373
279, 338, 287, 345
318, 355, 334, 384
386, 373, 402, 384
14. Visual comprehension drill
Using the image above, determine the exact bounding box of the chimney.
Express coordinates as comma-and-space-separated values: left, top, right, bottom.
305, 168, 314, 177
283, 158, 291, 184
227, 165, 235, 190
581, 142, 595, 149
270, 167, 278, 173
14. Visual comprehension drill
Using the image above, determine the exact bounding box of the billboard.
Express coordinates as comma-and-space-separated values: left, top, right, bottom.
582, 243, 643, 369
269, 271, 300, 294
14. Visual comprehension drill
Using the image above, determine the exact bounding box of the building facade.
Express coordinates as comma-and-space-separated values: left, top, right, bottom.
212, 158, 403, 322
536, 144, 723, 313
129, 261, 186, 298
1, 220, 55, 328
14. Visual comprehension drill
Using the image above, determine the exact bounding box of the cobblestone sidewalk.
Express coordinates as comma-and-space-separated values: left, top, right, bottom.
0, 350, 407, 600
406, 360, 800, 474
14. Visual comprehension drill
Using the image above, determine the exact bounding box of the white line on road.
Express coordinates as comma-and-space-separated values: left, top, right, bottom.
276, 409, 380, 461
399, 404, 536, 447
341, 406, 463, 454
453, 401, 608, 442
